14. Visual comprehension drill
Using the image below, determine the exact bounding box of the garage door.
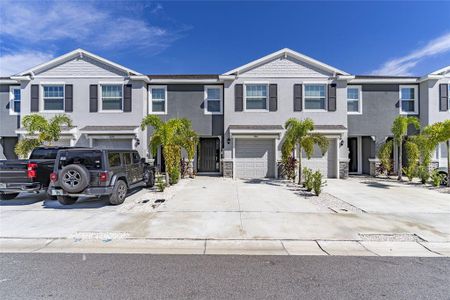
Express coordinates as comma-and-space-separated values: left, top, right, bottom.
235, 139, 275, 178
93, 139, 132, 149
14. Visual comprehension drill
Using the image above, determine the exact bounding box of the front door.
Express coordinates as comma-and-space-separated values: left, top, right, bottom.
348, 137, 359, 173
198, 138, 219, 172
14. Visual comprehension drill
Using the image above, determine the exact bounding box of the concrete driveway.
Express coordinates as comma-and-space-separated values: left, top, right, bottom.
1, 176, 450, 245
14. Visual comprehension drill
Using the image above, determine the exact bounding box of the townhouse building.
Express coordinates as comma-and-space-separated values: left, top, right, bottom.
0, 48, 448, 179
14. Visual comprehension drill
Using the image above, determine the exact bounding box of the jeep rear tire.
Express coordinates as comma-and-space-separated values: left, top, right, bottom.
59, 164, 90, 193
57, 196, 78, 205
0, 192, 19, 200
108, 179, 127, 205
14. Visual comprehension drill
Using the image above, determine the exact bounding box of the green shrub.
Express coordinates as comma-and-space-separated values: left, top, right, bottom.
169, 168, 180, 185
417, 166, 430, 184
402, 165, 416, 182
430, 170, 444, 187
303, 167, 313, 191
312, 171, 326, 196
156, 176, 166, 192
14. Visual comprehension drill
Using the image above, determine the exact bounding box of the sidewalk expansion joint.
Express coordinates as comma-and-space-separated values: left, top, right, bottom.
315, 241, 330, 255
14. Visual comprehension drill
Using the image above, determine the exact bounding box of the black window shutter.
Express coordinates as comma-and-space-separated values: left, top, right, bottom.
293, 84, 302, 111
64, 84, 73, 112
269, 84, 277, 111
89, 84, 98, 112
124, 84, 132, 112
235, 84, 243, 112
439, 84, 449, 111
30, 84, 39, 112
328, 84, 337, 112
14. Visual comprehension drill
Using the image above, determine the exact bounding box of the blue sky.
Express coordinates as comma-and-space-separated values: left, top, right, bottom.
0, 1, 449, 76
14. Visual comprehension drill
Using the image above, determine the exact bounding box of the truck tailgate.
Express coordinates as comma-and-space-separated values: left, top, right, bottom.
0, 160, 30, 184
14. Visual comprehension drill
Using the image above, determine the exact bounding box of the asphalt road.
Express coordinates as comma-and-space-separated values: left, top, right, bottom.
1, 254, 449, 299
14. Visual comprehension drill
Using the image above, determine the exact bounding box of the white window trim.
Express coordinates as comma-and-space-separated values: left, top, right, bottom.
347, 85, 362, 115
99, 83, 124, 113
399, 85, 418, 115
40, 83, 65, 113
149, 85, 168, 115
204, 85, 223, 115
303, 83, 327, 112
243, 82, 269, 112
9, 86, 20, 115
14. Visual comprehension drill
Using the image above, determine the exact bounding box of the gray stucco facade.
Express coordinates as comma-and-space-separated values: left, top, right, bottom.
0, 83, 20, 159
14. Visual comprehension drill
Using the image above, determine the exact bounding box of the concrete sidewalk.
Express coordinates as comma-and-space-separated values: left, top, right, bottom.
1, 238, 449, 257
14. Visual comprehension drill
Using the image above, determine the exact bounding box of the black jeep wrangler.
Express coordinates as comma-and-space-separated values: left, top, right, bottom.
49, 149, 155, 205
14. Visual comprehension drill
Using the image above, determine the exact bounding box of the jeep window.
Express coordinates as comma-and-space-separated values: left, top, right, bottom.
132, 152, 140, 164
59, 151, 102, 170
108, 152, 121, 167
30, 148, 60, 160
123, 153, 132, 165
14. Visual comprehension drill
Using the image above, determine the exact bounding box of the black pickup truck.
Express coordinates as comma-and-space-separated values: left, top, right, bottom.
0, 146, 76, 200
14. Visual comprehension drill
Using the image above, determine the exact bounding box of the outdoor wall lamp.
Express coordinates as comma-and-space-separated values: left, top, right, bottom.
227, 138, 231, 144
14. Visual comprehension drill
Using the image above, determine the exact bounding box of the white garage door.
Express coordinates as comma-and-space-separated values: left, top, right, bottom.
93, 139, 132, 149
235, 139, 275, 178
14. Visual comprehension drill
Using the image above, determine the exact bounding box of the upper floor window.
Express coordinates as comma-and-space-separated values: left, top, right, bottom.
347, 86, 362, 114
101, 84, 123, 111
400, 85, 418, 114
448, 84, 450, 111
204, 86, 223, 114
149, 86, 167, 114
245, 84, 268, 110
9, 86, 21, 115
304, 84, 326, 110
43, 85, 64, 111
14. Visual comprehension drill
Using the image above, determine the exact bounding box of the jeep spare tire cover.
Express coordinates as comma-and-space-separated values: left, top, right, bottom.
59, 164, 90, 193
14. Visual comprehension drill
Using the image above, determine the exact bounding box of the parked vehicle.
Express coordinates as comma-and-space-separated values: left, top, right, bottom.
49, 149, 155, 205
0, 146, 77, 200
437, 167, 448, 186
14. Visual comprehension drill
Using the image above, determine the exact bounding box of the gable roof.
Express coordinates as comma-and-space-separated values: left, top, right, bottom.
429, 65, 450, 76
224, 48, 349, 76
18, 48, 142, 76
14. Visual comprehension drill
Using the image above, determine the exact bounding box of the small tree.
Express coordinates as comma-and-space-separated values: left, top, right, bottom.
410, 131, 439, 184
282, 118, 329, 185
141, 116, 194, 185
15, 114, 72, 158
378, 116, 420, 180
179, 119, 199, 178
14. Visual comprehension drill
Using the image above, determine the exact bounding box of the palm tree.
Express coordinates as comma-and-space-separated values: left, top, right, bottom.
141, 115, 192, 185
425, 120, 450, 186
179, 120, 199, 178
391, 116, 420, 180
282, 118, 329, 185
15, 114, 73, 158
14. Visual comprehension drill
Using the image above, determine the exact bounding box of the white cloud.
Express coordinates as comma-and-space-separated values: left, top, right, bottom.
0, 51, 54, 76
371, 32, 450, 75
0, 1, 183, 53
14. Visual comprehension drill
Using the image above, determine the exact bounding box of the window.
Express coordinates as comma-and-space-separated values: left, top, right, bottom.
400, 85, 418, 114
304, 84, 326, 110
9, 86, 20, 115
43, 85, 64, 111
204, 86, 222, 114
59, 151, 103, 170
123, 153, 132, 165
245, 84, 268, 110
149, 86, 167, 114
132, 152, 140, 164
347, 86, 362, 114
108, 152, 121, 167
101, 85, 123, 111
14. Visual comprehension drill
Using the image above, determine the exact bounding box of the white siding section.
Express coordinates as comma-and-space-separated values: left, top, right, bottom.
240, 56, 332, 78
36, 56, 127, 77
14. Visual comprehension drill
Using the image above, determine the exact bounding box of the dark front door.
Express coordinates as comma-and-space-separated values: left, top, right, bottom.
198, 138, 219, 172
348, 137, 358, 173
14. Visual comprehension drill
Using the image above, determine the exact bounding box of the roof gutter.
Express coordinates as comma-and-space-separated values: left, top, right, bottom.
349, 78, 419, 84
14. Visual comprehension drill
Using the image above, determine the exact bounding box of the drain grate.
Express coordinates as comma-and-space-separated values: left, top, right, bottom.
359, 233, 425, 242
155, 199, 165, 203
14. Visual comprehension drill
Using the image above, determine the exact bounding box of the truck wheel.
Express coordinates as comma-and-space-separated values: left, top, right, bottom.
440, 172, 448, 186
57, 196, 78, 205
108, 180, 127, 205
144, 169, 155, 188
0, 193, 19, 200
60, 164, 90, 193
